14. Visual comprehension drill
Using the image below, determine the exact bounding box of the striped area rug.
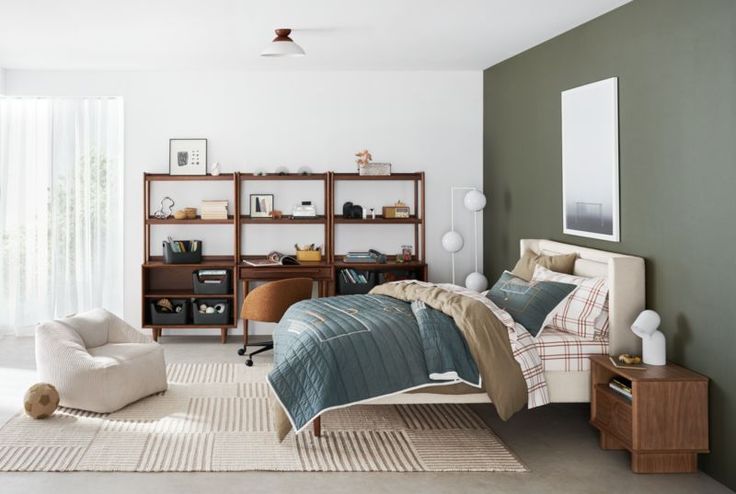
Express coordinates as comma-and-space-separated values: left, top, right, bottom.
0, 363, 526, 472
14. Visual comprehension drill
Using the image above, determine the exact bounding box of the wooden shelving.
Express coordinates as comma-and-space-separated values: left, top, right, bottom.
333, 215, 421, 224
142, 171, 427, 343
240, 215, 327, 224
146, 215, 235, 225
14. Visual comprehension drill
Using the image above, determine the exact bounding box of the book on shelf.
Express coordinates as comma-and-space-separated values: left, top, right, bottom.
243, 251, 299, 267
608, 377, 633, 400
200, 200, 229, 220
340, 269, 369, 284
608, 355, 647, 370
343, 249, 387, 264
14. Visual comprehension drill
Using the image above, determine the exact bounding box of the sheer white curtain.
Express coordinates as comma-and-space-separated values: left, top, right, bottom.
0, 97, 124, 335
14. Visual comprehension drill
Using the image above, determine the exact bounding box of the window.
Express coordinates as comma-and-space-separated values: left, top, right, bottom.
0, 97, 124, 335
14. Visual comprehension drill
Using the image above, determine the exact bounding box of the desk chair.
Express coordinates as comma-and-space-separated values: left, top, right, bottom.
236, 277, 313, 366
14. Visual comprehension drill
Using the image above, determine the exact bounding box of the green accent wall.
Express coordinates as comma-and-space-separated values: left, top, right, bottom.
483, 0, 735, 488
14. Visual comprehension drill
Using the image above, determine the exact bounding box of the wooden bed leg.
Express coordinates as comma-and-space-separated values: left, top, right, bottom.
152, 328, 160, 342
313, 416, 321, 437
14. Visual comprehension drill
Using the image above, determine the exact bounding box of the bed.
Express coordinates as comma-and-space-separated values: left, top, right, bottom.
369, 239, 645, 405
268, 239, 645, 436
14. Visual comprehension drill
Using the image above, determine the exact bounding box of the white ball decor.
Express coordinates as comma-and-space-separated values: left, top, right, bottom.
465, 271, 489, 292
441, 231, 464, 253
463, 189, 487, 212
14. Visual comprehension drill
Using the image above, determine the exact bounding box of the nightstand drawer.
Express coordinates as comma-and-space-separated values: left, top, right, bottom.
593, 385, 632, 446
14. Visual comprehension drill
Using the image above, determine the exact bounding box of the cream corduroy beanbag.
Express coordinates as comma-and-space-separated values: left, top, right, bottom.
35, 308, 167, 413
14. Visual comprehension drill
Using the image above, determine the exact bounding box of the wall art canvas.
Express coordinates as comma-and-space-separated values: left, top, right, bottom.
169, 138, 207, 175
250, 194, 274, 218
561, 77, 620, 242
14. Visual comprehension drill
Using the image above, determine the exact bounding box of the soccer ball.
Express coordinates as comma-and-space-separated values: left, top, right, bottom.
24, 383, 60, 419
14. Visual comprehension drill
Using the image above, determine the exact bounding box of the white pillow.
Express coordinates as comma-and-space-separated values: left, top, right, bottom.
532, 265, 608, 339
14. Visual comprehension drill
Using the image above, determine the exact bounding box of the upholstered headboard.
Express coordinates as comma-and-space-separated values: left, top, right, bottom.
520, 239, 645, 356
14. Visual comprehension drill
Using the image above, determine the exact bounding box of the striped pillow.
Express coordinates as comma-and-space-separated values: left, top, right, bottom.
532, 265, 608, 339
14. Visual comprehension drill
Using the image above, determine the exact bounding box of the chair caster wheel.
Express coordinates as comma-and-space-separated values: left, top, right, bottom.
237, 347, 246, 356
245, 359, 254, 367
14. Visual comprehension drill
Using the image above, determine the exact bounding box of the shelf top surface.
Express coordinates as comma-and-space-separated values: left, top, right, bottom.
333, 172, 422, 181
240, 173, 327, 181
145, 173, 235, 181
591, 355, 708, 382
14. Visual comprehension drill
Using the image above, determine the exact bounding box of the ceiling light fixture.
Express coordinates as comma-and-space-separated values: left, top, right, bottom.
260, 28, 305, 57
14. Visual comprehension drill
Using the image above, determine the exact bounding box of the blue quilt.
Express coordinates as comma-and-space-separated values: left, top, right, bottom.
267, 294, 480, 432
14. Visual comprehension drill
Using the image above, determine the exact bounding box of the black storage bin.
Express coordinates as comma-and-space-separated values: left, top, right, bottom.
192, 299, 232, 325
337, 270, 377, 295
149, 298, 189, 325
192, 269, 232, 295
163, 240, 202, 264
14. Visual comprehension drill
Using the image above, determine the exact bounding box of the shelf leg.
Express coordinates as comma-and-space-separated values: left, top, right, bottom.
220, 327, 228, 344
599, 431, 625, 450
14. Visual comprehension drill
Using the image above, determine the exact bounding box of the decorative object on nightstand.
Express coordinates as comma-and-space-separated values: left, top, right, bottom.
631, 310, 666, 365
210, 162, 221, 176
169, 138, 207, 176
590, 355, 709, 473
442, 186, 488, 291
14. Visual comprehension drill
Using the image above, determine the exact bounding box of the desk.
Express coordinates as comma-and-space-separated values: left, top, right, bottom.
238, 261, 333, 348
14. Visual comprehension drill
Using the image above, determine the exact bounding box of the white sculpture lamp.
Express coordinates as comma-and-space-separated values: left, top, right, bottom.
631, 310, 666, 366
442, 187, 488, 292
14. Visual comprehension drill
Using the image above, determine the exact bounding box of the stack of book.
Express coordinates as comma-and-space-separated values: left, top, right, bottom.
343, 250, 386, 263
608, 377, 633, 400
201, 200, 228, 220
344, 252, 376, 263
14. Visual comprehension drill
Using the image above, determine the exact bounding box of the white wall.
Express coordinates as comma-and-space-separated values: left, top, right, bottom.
6, 70, 483, 335
0, 69, 6, 94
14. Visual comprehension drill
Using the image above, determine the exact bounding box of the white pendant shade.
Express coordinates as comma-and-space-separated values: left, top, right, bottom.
463, 189, 486, 212
261, 28, 305, 57
441, 231, 464, 253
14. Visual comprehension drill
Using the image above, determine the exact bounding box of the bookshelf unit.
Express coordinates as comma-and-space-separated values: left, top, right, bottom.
141, 171, 427, 343
142, 173, 239, 343
330, 172, 427, 294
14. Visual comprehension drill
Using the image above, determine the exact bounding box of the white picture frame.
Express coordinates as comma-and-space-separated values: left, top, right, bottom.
561, 77, 620, 242
169, 138, 207, 176
249, 194, 274, 218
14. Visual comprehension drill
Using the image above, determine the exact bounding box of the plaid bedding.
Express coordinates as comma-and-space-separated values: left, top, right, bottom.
435, 284, 549, 409
535, 327, 609, 372
532, 265, 609, 339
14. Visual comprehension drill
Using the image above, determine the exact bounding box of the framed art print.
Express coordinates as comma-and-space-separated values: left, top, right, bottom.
169, 138, 207, 176
561, 77, 620, 242
249, 194, 274, 218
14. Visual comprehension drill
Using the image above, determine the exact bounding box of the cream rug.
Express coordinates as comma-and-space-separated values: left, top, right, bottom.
0, 363, 526, 472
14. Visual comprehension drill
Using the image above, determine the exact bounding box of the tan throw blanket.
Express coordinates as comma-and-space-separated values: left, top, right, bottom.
370, 283, 528, 419
271, 284, 528, 439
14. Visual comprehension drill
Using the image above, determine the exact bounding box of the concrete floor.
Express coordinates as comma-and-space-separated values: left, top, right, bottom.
0, 334, 731, 494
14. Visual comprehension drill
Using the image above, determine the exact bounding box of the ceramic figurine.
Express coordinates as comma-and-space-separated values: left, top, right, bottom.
210, 162, 221, 176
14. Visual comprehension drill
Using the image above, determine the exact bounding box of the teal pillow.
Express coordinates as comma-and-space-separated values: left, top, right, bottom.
486, 272, 576, 337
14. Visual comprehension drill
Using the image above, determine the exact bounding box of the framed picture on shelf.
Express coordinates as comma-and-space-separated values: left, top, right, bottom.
250, 194, 274, 218
169, 138, 207, 176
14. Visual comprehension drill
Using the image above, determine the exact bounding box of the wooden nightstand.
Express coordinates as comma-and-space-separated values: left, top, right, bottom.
590, 355, 709, 473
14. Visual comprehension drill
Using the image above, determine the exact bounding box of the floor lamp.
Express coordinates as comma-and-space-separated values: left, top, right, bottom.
441, 187, 488, 292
